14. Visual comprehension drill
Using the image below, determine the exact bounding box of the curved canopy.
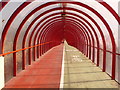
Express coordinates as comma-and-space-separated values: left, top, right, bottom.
0, 0, 120, 83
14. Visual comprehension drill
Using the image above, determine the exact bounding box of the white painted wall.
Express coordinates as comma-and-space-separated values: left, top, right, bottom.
0, 57, 4, 90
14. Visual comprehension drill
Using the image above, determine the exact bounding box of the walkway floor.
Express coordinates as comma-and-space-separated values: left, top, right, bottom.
3, 42, 119, 89
4, 44, 63, 88
63, 42, 119, 88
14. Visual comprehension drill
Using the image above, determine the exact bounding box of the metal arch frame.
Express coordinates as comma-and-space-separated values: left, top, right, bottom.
23, 8, 98, 62
63, 19, 90, 53
12, 4, 61, 75
70, 2, 116, 79
65, 17, 95, 62
33, 17, 91, 61
38, 21, 63, 56
17, 7, 107, 75
25, 13, 103, 80
34, 20, 63, 60
28, 18, 63, 64
0, 0, 9, 11
35, 17, 90, 64
31, 19, 63, 60
23, 10, 93, 61
10, 6, 107, 76
41, 16, 64, 51
13, 7, 100, 77
40, 24, 63, 54
64, 19, 92, 58
2, 1, 33, 52
22, 7, 64, 50
63, 27, 84, 48
35, 17, 88, 57
1, 0, 119, 24
64, 29, 84, 49
25, 9, 102, 66
32, 22, 63, 67
35, 17, 87, 57
2, 2, 115, 58
1, 2, 117, 79
39, 20, 64, 55
64, 22, 87, 52
64, 29, 83, 48
38, 22, 64, 56
40, 22, 63, 53
95, 0, 120, 24
21, 8, 63, 64
63, 8, 106, 70
64, 19, 90, 56
65, 20, 90, 55
34, 15, 90, 58
41, 20, 87, 54
45, 28, 64, 52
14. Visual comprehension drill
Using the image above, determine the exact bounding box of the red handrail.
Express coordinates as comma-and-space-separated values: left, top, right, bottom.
0, 41, 52, 56
87, 44, 120, 56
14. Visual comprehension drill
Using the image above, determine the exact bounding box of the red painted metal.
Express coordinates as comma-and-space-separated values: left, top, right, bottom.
2, 1, 32, 53
38, 21, 63, 55
28, 12, 96, 64
65, 17, 95, 61
1, 1, 119, 24
65, 20, 89, 55
41, 20, 83, 50
22, 7, 106, 67
41, 27, 63, 54
33, 18, 87, 58
12, 3, 59, 75
0, 0, 10, 11
33, 20, 62, 59
8, 5, 105, 76
96, 0, 120, 24
28, 19, 61, 62
65, 20, 91, 55
27, 12, 88, 60
30, 16, 89, 58
30, 11, 97, 62
23, 8, 92, 59
22, 8, 63, 65
32, 12, 106, 72
38, 20, 63, 56
37, 19, 88, 58
63, 7, 106, 67
0, 41, 52, 56
1, 1, 118, 80
71, 2, 116, 79
65, 24, 87, 49
35, 22, 63, 59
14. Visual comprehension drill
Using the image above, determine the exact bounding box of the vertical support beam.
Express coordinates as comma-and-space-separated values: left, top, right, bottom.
28, 48, 32, 65
22, 50, 26, 70
13, 53, 17, 76
37, 46, 39, 58
0, 56, 4, 89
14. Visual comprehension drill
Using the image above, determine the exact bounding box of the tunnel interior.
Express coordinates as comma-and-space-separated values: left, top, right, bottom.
0, 0, 120, 84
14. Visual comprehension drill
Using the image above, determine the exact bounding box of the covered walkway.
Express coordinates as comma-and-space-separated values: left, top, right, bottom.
2, 42, 119, 88
0, 0, 120, 89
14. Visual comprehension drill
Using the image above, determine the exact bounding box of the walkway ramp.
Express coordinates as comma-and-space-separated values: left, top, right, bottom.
63, 42, 119, 88
3, 42, 119, 89
4, 44, 63, 88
